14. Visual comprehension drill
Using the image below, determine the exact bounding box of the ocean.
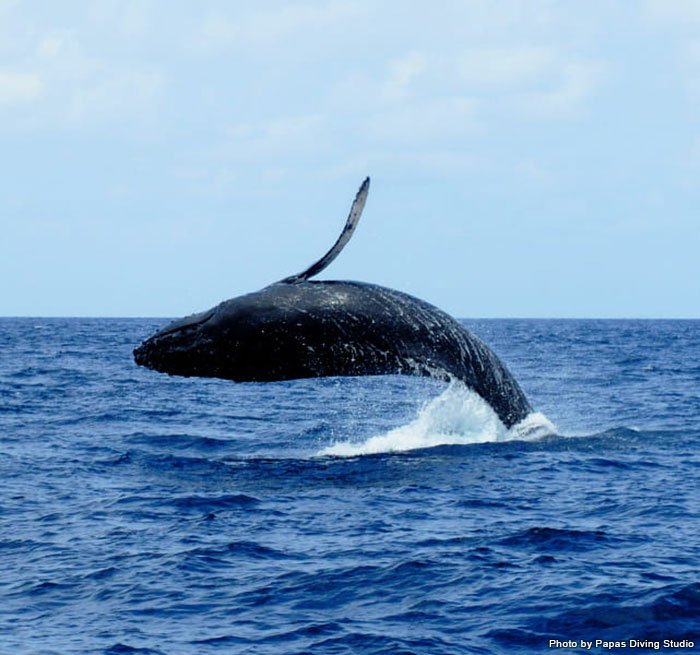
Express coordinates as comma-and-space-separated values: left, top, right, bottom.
1, 317, 699, 654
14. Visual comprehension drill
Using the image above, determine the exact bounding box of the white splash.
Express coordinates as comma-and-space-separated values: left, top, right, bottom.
318, 383, 556, 457
510, 411, 557, 441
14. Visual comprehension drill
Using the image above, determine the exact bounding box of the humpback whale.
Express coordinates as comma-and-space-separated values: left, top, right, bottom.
134, 179, 533, 429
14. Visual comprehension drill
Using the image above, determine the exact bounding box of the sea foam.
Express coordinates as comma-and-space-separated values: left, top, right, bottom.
319, 383, 556, 457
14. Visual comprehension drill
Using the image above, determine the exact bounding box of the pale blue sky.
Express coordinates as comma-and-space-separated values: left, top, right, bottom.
2, 1, 699, 317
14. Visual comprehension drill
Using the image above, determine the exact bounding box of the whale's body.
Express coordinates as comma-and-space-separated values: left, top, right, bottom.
134, 178, 533, 429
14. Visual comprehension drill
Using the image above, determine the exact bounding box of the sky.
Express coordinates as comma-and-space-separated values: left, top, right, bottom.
2, 0, 700, 318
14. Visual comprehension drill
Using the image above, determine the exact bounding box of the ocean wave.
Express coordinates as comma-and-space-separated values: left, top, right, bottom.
108, 492, 259, 512
507, 581, 700, 644
104, 644, 167, 655
123, 431, 234, 451
181, 541, 296, 562
499, 526, 613, 552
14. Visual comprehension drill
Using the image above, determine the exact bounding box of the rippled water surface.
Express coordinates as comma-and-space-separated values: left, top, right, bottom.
1, 318, 700, 654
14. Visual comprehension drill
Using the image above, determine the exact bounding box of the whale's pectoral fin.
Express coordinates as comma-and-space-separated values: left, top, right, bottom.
280, 177, 369, 284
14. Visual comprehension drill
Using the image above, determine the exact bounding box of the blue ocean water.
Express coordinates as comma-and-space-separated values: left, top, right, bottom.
1, 317, 700, 654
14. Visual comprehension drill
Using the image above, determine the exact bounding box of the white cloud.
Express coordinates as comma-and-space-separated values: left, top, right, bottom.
515, 158, 554, 187
0, 71, 43, 104
366, 97, 478, 144
121, 0, 152, 38
225, 113, 327, 157
643, 6, 700, 104
447, 46, 606, 119
681, 41, 700, 100
0, 0, 18, 13
686, 41, 700, 63
687, 135, 700, 169
68, 70, 164, 126
456, 46, 552, 87
328, 54, 477, 146
645, 0, 700, 22
191, 1, 366, 54
364, 149, 485, 179
0, 13, 165, 133
333, 48, 604, 145
516, 61, 606, 118
381, 52, 427, 102
84, 0, 152, 38
37, 33, 69, 60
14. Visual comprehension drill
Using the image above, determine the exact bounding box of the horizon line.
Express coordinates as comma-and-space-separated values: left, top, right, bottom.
2, 315, 700, 321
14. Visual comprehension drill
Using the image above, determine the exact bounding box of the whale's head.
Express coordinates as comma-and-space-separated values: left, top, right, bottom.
134, 285, 294, 381
133, 282, 372, 382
